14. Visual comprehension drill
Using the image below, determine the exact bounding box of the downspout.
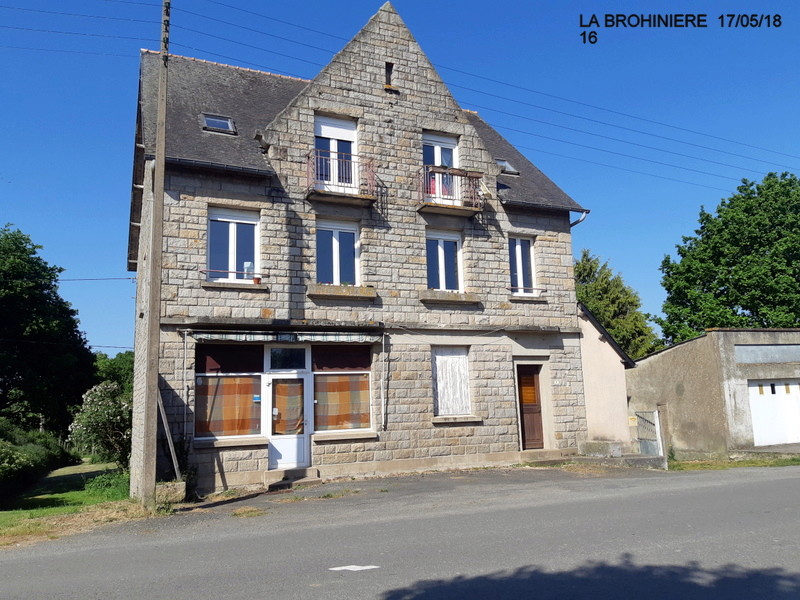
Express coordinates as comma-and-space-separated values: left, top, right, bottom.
570, 210, 589, 228
180, 329, 189, 441
381, 332, 388, 431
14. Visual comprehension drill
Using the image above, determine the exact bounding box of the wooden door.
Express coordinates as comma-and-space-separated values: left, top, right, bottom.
517, 365, 543, 449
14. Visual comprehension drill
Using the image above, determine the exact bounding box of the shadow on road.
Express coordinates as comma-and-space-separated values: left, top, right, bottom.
381, 554, 800, 599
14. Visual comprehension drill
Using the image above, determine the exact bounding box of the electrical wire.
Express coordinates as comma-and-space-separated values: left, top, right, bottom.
192, 0, 800, 162
0, 4, 156, 24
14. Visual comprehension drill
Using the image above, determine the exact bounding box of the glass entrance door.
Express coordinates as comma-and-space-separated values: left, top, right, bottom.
267, 374, 312, 469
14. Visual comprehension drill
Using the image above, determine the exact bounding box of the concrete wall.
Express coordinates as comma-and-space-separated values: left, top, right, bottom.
578, 314, 632, 452
627, 335, 728, 459
714, 329, 800, 448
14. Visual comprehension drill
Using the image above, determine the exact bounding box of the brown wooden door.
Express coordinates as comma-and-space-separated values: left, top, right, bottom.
517, 365, 543, 449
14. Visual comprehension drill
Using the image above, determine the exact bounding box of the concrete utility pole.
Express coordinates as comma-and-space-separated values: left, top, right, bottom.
134, 0, 170, 504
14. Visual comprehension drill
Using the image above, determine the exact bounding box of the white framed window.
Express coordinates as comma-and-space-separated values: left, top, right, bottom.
207, 208, 259, 282
194, 344, 265, 439
509, 237, 537, 295
314, 116, 358, 192
316, 220, 359, 285
426, 230, 462, 291
431, 346, 470, 416
422, 133, 458, 203
312, 345, 372, 432
202, 114, 236, 135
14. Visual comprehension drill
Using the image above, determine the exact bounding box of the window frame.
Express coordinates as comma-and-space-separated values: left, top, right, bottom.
312, 345, 373, 432
508, 236, 537, 296
202, 113, 237, 135
314, 116, 358, 191
316, 220, 360, 286
431, 346, 471, 417
422, 133, 459, 203
426, 230, 463, 292
206, 207, 259, 283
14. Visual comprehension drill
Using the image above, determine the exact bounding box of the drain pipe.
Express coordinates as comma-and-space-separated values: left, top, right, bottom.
381, 332, 388, 431
570, 210, 590, 228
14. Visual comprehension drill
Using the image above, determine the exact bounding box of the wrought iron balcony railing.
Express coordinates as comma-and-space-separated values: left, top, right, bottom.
419, 165, 484, 210
306, 149, 378, 198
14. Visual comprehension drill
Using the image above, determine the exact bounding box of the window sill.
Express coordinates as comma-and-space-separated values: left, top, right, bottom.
202, 281, 270, 292
307, 283, 377, 300
312, 430, 380, 443
432, 415, 483, 425
420, 289, 481, 305
508, 293, 547, 304
193, 437, 267, 449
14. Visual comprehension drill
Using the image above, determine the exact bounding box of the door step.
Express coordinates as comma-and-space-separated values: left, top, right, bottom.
266, 467, 322, 491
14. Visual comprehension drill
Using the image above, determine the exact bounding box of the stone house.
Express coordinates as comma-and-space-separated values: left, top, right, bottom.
627, 329, 800, 459
128, 3, 593, 496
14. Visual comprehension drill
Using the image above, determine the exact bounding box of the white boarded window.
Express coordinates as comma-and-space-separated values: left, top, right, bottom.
431, 346, 470, 416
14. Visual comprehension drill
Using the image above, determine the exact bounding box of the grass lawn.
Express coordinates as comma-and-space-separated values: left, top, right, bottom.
0, 461, 148, 548
669, 456, 800, 471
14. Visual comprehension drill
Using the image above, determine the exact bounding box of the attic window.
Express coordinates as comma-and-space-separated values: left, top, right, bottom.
496, 159, 519, 175
202, 114, 237, 135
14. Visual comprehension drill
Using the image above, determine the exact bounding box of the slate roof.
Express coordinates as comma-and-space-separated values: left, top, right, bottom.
136, 51, 584, 212
130, 52, 586, 267
137, 51, 309, 173
465, 112, 586, 213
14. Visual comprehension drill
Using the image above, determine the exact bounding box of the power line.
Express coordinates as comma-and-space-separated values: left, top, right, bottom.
463, 101, 768, 175
200, 0, 349, 41
0, 4, 155, 24
437, 64, 800, 162
0, 44, 136, 58
0, 24, 154, 43
189, 0, 799, 163
58, 277, 136, 282
173, 6, 337, 54
171, 25, 326, 68
514, 144, 734, 193
495, 124, 742, 182
170, 43, 301, 78
161, 40, 757, 185
450, 83, 800, 171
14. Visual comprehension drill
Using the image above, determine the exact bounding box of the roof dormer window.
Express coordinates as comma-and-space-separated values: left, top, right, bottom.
202, 114, 237, 135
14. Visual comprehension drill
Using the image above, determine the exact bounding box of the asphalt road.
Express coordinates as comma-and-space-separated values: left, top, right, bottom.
3, 465, 800, 599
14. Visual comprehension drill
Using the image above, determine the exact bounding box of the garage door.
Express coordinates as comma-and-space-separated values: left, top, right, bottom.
748, 380, 800, 446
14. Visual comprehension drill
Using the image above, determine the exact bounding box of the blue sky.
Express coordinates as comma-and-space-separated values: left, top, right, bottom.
2, 1, 798, 354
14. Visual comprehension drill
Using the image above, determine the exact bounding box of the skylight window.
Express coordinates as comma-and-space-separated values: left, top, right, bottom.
496, 158, 518, 175
202, 114, 237, 135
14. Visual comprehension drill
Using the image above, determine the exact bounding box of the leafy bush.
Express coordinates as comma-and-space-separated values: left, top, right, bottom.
69, 382, 132, 469
0, 419, 79, 495
84, 470, 130, 501
0, 440, 33, 481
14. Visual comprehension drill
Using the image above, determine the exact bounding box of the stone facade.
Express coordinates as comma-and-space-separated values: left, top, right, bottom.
129, 4, 590, 495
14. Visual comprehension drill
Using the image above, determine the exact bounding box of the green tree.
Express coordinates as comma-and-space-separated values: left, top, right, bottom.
94, 351, 134, 397
0, 226, 95, 434
659, 173, 800, 344
575, 249, 662, 359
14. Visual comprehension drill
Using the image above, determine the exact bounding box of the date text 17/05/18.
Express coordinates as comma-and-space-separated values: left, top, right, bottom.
579, 13, 782, 29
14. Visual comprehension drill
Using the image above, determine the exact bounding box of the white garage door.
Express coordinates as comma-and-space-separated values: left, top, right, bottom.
748, 380, 800, 446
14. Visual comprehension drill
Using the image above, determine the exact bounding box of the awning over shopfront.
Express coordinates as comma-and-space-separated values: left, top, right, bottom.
189, 330, 381, 344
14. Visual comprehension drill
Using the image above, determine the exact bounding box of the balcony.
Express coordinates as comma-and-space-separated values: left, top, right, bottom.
306, 149, 379, 207
418, 166, 485, 216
